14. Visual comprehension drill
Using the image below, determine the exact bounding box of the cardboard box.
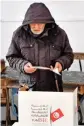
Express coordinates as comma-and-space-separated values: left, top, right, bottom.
12, 88, 78, 126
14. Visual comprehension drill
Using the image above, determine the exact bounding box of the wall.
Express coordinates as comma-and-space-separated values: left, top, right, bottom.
1, 1, 84, 70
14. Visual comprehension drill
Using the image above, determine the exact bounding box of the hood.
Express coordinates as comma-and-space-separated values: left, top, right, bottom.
22, 2, 55, 27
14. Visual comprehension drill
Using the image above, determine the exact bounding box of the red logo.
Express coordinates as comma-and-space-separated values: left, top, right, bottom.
50, 108, 64, 122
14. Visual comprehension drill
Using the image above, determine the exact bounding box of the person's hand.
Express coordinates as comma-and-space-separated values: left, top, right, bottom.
50, 62, 63, 72
24, 62, 36, 74
54, 62, 62, 72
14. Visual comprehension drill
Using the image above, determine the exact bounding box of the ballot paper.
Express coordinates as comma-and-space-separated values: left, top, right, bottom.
52, 68, 61, 75
32, 66, 61, 75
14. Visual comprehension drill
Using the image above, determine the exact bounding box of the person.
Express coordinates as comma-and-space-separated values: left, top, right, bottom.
6, 2, 74, 92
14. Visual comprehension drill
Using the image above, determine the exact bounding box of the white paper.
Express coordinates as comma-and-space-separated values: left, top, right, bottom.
32, 66, 50, 70
32, 66, 61, 75
52, 68, 61, 75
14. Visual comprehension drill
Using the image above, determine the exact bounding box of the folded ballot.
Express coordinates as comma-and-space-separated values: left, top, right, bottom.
32, 66, 61, 75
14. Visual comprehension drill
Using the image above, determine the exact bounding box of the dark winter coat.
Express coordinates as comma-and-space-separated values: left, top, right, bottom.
6, 3, 74, 91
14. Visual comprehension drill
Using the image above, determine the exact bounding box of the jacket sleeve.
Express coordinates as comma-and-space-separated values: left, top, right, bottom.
56, 33, 74, 70
6, 33, 28, 73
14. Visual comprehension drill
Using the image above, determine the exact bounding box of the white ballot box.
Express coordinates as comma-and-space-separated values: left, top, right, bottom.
12, 122, 19, 126
13, 88, 78, 126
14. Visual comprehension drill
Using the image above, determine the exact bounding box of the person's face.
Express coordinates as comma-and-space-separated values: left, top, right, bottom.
29, 23, 45, 34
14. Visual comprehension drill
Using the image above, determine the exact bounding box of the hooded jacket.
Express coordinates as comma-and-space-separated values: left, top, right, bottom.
6, 2, 74, 91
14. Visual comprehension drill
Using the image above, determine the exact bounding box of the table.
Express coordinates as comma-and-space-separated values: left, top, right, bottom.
6, 80, 19, 126
5, 79, 28, 126
1, 76, 19, 126
62, 71, 84, 94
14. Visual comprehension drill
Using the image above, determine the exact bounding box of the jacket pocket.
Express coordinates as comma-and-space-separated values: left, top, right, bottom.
20, 42, 35, 61
50, 44, 61, 60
